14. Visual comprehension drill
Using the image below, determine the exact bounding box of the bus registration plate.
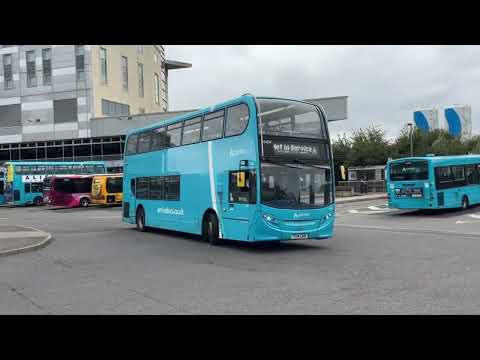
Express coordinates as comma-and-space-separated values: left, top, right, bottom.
291, 233, 308, 240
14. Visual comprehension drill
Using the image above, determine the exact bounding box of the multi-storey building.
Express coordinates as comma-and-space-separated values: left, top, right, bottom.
0, 45, 191, 168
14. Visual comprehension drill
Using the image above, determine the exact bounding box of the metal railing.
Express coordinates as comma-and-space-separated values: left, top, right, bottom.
337, 180, 386, 194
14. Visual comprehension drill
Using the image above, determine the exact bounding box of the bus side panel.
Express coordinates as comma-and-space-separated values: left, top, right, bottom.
465, 185, 480, 205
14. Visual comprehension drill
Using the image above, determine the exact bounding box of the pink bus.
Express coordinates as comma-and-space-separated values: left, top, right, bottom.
43, 175, 94, 208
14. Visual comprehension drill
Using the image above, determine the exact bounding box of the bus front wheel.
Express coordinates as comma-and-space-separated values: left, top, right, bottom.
136, 207, 147, 232
34, 196, 44, 206
203, 212, 223, 246
462, 196, 469, 210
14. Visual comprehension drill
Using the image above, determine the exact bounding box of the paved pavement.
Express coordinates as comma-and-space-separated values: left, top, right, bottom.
0, 225, 52, 256
336, 193, 386, 204
0, 202, 479, 314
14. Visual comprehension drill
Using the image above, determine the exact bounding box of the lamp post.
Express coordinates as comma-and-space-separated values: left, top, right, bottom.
407, 122, 413, 157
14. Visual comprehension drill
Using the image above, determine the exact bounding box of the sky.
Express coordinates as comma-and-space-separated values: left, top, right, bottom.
166, 45, 480, 141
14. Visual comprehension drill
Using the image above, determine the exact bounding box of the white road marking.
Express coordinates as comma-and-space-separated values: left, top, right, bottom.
457, 214, 480, 224
348, 206, 395, 215
456, 220, 474, 224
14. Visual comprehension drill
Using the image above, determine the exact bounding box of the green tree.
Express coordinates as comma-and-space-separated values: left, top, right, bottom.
348, 126, 390, 166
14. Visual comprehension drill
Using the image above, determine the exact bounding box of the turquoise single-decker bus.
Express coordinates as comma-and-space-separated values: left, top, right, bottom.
122, 94, 335, 245
387, 155, 480, 210
4, 161, 106, 206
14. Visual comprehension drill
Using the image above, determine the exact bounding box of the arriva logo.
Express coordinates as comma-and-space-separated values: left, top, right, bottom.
229, 148, 247, 157
293, 212, 310, 219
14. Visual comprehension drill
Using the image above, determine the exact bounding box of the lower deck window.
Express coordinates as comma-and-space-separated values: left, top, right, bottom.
25, 183, 43, 193
435, 164, 480, 189
164, 176, 180, 200
133, 175, 180, 201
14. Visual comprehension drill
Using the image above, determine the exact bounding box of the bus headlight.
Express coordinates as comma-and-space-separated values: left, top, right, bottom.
323, 212, 333, 221
262, 214, 277, 223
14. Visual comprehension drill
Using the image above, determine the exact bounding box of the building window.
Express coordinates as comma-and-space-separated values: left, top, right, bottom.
100, 47, 107, 84
137, 45, 144, 55
3, 54, 13, 90
154, 73, 160, 104
161, 81, 167, 102
121, 56, 128, 90
42, 48, 52, 86
75, 45, 85, 81
53, 99, 78, 124
154, 52, 159, 64
26, 50, 36, 88
101, 99, 130, 116
137, 62, 144, 97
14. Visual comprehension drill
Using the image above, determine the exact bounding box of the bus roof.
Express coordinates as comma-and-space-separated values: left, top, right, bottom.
388, 155, 480, 165
92, 173, 123, 177
46, 174, 97, 179
127, 94, 254, 137
3, 161, 105, 165
125, 94, 326, 138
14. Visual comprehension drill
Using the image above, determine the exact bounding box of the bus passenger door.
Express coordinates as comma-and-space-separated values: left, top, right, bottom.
221, 169, 257, 241
125, 176, 137, 219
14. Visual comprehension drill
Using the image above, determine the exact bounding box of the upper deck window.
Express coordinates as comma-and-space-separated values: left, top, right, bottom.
202, 110, 224, 141
126, 134, 138, 155
182, 117, 202, 145
225, 104, 249, 137
151, 127, 166, 151
166, 123, 182, 147
137, 132, 152, 153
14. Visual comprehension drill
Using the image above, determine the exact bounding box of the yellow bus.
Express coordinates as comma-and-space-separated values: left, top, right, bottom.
91, 174, 123, 206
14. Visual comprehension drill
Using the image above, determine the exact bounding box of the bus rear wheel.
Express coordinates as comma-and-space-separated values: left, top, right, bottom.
136, 207, 147, 232
80, 197, 90, 207
34, 196, 44, 206
462, 196, 469, 210
203, 212, 223, 246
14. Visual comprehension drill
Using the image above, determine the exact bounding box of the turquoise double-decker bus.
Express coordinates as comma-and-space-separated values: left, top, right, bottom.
122, 94, 335, 245
4, 161, 106, 206
387, 155, 480, 210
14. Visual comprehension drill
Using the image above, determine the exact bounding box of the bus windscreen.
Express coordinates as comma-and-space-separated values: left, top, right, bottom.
106, 177, 123, 193
390, 161, 428, 181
